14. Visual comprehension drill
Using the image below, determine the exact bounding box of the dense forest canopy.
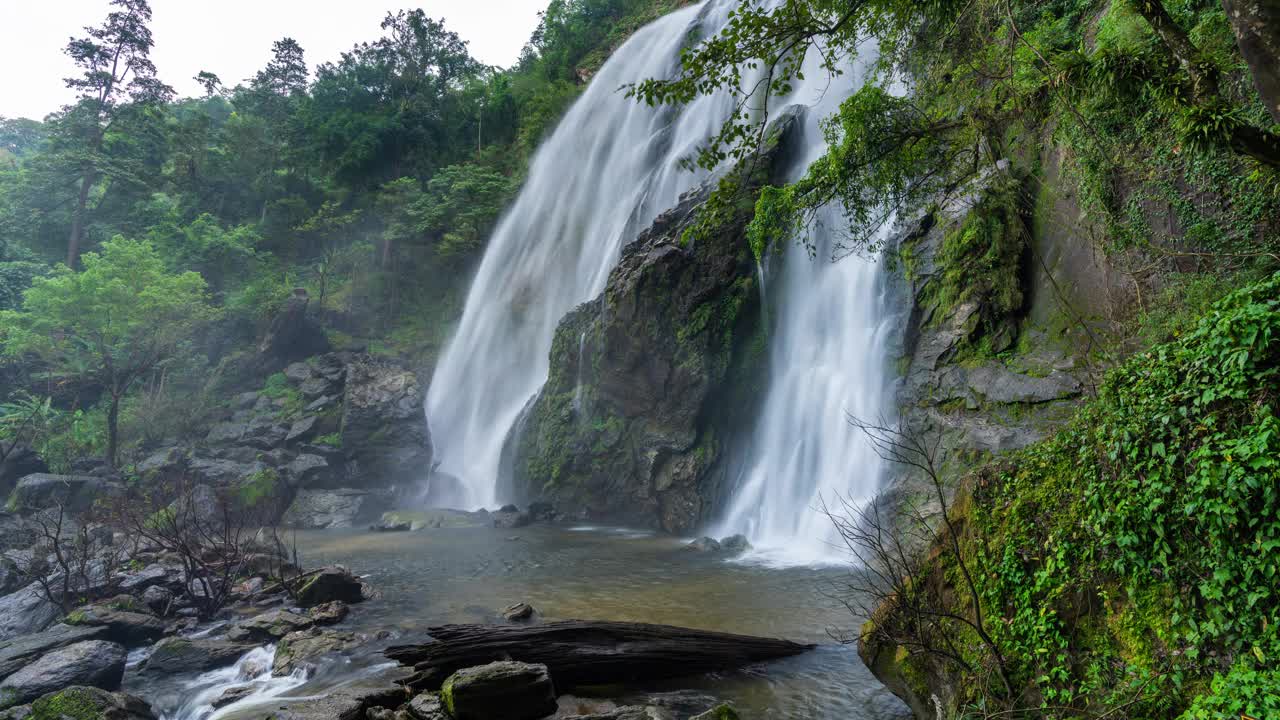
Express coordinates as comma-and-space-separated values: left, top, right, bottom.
0, 0, 684, 469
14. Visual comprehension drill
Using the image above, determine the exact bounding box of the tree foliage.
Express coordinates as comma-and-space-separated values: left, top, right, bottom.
0, 237, 215, 465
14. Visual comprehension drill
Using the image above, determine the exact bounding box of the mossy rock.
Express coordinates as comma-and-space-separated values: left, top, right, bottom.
26, 686, 154, 720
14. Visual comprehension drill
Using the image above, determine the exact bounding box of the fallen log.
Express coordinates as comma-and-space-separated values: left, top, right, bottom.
384, 620, 815, 692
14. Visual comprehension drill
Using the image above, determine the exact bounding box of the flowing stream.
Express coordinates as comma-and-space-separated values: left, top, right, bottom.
425, 0, 889, 548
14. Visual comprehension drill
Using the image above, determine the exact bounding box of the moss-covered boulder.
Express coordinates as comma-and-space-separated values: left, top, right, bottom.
22, 686, 154, 720
440, 661, 556, 720
507, 108, 804, 533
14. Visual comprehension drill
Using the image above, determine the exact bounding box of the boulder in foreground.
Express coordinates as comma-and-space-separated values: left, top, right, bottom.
441, 661, 556, 720
0, 640, 126, 708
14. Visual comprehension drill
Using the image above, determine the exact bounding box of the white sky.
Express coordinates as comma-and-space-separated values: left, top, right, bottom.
1, 0, 549, 120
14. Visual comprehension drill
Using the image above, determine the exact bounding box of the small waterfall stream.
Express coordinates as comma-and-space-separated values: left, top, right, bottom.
427, 0, 891, 564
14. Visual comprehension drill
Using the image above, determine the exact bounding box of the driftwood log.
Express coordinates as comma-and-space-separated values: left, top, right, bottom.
384, 620, 815, 691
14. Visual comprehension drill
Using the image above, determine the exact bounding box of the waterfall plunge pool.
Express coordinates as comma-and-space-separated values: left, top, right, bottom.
137, 523, 911, 719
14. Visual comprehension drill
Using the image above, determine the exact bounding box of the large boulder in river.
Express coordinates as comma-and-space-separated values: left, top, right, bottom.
294, 566, 365, 607
507, 107, 805, 533
0, 640, 126, 708
340, 355, 432, 487
142, 637, 254, 676
441, 661, 557, 720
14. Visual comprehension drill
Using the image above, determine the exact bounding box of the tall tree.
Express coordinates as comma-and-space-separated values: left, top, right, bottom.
0, 237, 215, 466
61, 0, 173, 268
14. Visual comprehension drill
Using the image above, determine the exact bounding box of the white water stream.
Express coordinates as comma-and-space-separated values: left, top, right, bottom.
426, 0, 891, 565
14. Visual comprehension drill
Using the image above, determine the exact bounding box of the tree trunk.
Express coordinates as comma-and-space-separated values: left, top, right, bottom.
67, 171, 95, 268
1221, 0, 1280, 124
1131, 0, 1219, 100
106, 392, 121, 468
385, 620, 815, 692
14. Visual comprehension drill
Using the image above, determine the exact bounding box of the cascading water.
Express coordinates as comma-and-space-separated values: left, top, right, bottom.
714, 209, 894, 566
427, 0, 892, 564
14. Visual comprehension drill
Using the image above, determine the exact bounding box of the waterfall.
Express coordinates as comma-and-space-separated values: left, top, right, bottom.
427, 0, 890, 565
714, 209, 894, 566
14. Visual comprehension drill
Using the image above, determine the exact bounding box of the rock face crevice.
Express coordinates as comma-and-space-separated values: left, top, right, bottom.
506, 108, 805, 533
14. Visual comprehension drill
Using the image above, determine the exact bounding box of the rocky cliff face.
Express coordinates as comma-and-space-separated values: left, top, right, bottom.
877, 154, 1127, 521
504, 109, 804, 533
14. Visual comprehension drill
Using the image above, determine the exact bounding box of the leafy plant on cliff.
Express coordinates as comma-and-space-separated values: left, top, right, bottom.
877, 271, 1280, 716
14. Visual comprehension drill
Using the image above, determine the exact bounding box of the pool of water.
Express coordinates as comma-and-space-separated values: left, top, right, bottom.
137, 523, 912, 719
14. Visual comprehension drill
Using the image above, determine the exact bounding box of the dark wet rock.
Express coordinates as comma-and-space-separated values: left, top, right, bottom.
286, 416, 320, 445
234, 391, 261, 409
135, 447, 186, 482
187, 456, 268, 487
305, 395, 339, 413
22, 686, 155, 720
258, 290, 331, 373
117, 564, 178, 594
205, 422, 247, 445
0, 623, 108, 680
259, 447, 297, 467
283, 489, 392, 529
0, 640, 126, 707
497, 504, 519, 513
269, 682, 408, 720
405, 693, 447, 720
685, 537, 720, 553
8, 474, 115, 515
142, 637, 254, 676
66, 605, 165, 646
211, 686, 255, 709
241, 417, 289, 450
0, 514, 37, 553
508, 108, 805, 534
295, 566, 365, 607
492, 510, 531, 530
340, 355, 432, 487
0, 448, 46, 500
141, 586, 174, 616
718, 535, 752, 554
272, 628, 363, 675
0, 558, 21, 597
526, 501, 556, 522
226, 609, 314, 643
308, 600, 349, 625
300, 376, 335, 399
440, 661, 556, 720
501, 603, 535, 622
284, 362, 314, 384
0, 584, 60, 642
284, 454, 336, 488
